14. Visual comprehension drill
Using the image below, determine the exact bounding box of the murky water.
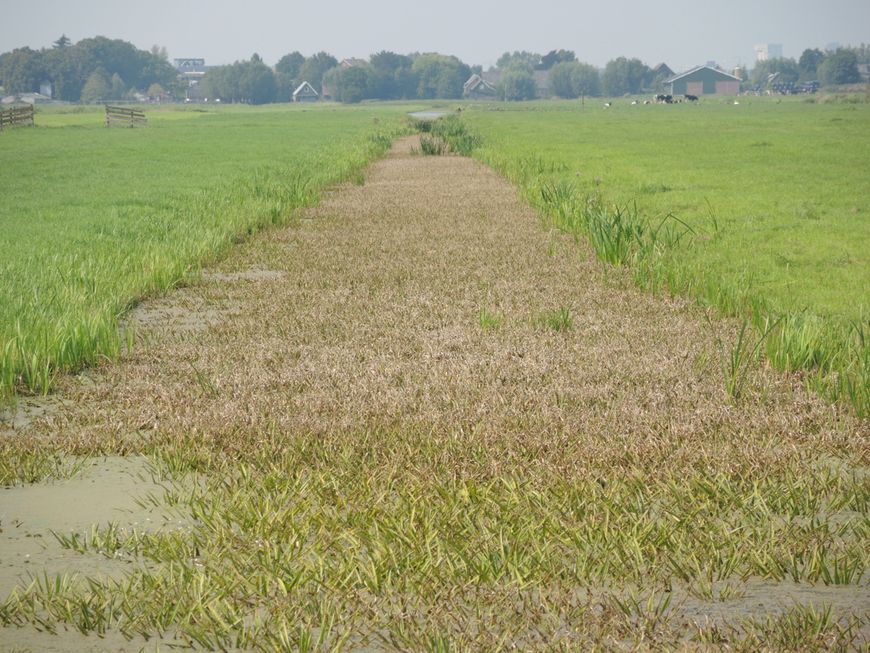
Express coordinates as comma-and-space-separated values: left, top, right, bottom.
0, 626, 171, 653
200, 267, 286, 283
0, 456, 176, 599
676, 580, 870, 624
408, 110, 450, 120
0, 395, 70, 432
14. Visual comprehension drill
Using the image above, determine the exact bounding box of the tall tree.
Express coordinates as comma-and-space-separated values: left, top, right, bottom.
80, 68, 111, 103
238, 56, 276, 104
602, 57, 650, 96
818, 49, 860, 86
538, 49, 575, 70
298, 52, 338, 94
150, 45, 169, 61
274, 51, 305, 101
550, 61, 600, 98
411, 54, 470, 99
336, 65, 371, 103
369, 51, 413, 99
204, 56, 277, 104
571, 62, 601, 97
0, 47, 44, 94
202, 63, 241, 102
496, 51, 540, 70
798, 48, 825, 78
42, 45, 90, 101
275, 51, 305, 79
549, 61, 578, 98
110, 72, 126, 100
137, 50, 177, 90
53, 34, 71, 49
76, 37, 144, 88
274, 73, 295, 102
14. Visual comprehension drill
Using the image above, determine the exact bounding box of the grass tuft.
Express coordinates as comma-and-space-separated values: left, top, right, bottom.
535, 307, 573, 332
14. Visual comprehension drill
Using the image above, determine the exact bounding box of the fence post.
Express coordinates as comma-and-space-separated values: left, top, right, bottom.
0, 105, 36, 131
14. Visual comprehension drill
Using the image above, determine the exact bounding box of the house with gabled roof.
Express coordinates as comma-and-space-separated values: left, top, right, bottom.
463, 74, 497, 98
340, 58, 368, 69
293, 81, 319, 102
664, 65, 741, 96
652, 63, 674, 79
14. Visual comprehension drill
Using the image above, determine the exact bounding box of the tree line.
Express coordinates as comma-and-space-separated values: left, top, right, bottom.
2, 37, 867, 106
749, 47, 866, 89
0, 35, 178, 102
201, 51, 476, 104
216, 46, 865, 103
202, 49, 651, 104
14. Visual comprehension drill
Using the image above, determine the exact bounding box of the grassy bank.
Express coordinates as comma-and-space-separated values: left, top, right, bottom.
0, 104, 409, 402
448, 100, 870, 415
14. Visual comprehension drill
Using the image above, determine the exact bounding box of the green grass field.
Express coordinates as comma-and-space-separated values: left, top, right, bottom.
456, 98, 870, 413
0, 104, 411, 401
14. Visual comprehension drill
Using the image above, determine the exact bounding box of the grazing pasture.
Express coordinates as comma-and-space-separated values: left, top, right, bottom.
460, 98, 870, 414
0, 104, 406, 402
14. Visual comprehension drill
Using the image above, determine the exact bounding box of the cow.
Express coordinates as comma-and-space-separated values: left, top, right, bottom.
684, 94, 699, 102
655, 94, 674, 104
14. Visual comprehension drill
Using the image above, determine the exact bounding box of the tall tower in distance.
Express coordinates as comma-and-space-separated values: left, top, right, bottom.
754, 44, 784, 62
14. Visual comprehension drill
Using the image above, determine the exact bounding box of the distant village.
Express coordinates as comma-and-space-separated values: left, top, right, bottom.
166, 44, 866, 105
2, 37, 868, 107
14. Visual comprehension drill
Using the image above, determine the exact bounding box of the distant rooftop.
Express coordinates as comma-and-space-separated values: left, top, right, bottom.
173, 58, 207, 72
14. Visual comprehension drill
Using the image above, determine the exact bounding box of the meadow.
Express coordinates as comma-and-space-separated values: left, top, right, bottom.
456, 98, 870, 414
0, 103, 410, 402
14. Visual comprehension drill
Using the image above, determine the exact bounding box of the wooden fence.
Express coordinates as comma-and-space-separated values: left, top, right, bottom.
0, 104, 35, 131
105, 105, 147, 128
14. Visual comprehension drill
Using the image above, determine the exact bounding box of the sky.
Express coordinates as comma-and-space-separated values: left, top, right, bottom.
2, 0, 868, 71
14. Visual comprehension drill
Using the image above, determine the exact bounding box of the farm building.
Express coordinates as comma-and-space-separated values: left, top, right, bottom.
1, 92, 52, 105
173, 58, 209, 102
340, 58, 368, 69
293, 81, 319, 103
664, 66, 741, 96
651, 63, 674, 79
463, 74, 497, 99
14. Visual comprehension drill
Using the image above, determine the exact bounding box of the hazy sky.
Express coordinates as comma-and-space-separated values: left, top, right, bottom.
2, 0, 868, 71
